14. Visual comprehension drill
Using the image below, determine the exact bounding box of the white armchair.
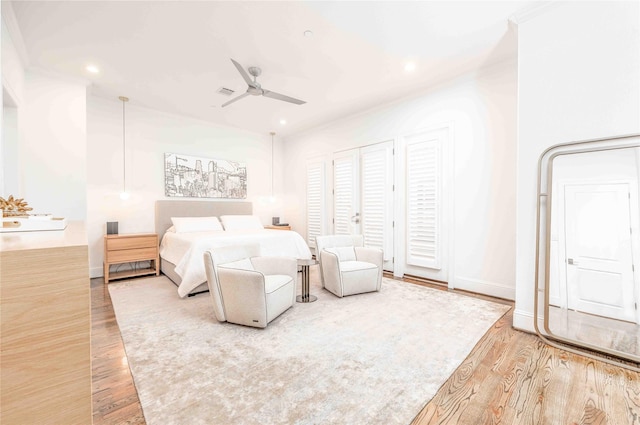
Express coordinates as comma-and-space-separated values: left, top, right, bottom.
203, 244, 297, 328
315, 235, 383, 298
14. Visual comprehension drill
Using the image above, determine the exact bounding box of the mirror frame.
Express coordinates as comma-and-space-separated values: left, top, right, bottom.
534, 133, 640, 371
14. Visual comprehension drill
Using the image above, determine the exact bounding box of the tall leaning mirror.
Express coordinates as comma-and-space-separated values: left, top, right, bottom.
535, 134, 640, 370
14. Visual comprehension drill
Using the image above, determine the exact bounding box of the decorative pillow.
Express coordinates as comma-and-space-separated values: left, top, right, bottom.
170, 216, 223, 233
165, 225, 176, 233
325, 246, 356, 262
219, 215, 263, 231
219, 258, 254, 271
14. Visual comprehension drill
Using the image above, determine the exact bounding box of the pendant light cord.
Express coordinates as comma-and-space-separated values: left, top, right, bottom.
119, 96, 129, 195
122, 99, 126, 193
270, 132, 275, 198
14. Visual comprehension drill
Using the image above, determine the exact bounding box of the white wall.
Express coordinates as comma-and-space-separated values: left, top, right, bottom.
19, 71, 87, 220
514, 1, 640, 332
2, 106, 19, 196
86, 96, 279, 277
282, 59, 517, 299
2, 5, 26, 198
3, 6, 86, 220
1, 6, 25, 107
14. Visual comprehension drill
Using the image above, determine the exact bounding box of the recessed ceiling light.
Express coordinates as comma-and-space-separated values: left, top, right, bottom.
86, 64, 99, 74
404, 62, 416, 73
303, 30, 313, 38
280, 119, 287, 125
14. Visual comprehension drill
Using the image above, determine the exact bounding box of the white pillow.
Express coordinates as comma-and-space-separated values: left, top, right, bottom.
219, 258, 254, 271
219, 215, 263, 231
170, 216, 223, 233
325, 247, 357, 262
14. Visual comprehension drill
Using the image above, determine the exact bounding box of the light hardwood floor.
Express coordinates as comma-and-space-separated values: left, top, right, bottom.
91, 276, 640, 425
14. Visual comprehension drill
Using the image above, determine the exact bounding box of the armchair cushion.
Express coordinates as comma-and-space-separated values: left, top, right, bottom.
264, 274, 292, 293
339, 260, 378, 272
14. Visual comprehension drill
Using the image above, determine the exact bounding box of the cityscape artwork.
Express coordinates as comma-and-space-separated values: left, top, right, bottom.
164, 153, 247, 199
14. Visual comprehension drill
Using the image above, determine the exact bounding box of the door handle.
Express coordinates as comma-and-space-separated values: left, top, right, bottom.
351, 213, 360, 224
568, 258, 578, 265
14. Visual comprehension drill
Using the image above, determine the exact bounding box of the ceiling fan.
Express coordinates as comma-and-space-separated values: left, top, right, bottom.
222, 59, 306, 108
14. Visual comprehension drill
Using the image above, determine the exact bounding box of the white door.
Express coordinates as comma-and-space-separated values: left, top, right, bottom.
333, 141, 394, 271
564, 183, 636, 322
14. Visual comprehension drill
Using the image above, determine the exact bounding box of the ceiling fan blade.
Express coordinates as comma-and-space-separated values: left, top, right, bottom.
230, 58, 253, 86
262, 89, 306, 105
221, 92, 249, 108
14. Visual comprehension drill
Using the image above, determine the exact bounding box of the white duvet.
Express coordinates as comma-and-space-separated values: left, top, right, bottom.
160, 229, 312, 297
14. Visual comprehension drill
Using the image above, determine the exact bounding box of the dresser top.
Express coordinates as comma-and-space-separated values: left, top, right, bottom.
0, 221, 87, 252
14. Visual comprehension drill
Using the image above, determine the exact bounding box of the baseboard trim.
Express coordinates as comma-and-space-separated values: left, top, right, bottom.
90, 266, 103, 279
452, 276, 515, 301
513, 308, 548, 335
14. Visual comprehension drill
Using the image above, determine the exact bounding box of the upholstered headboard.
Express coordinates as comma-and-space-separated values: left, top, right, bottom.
155, 200, 253, 237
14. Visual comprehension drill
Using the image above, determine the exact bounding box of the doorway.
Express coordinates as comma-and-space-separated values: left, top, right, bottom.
332, 141, 394, 271
560, 182, 638, 323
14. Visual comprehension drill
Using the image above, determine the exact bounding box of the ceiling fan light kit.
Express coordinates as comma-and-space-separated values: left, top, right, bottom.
222, 59, 306, 108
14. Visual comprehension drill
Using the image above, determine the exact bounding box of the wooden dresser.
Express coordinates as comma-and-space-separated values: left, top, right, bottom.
0, 221, 91, 424
264, 225, 292, 231
104, 233, 159, 283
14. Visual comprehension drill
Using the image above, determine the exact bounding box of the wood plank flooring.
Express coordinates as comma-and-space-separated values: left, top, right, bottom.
91, 279, 145, 425
91, 276, 640, 425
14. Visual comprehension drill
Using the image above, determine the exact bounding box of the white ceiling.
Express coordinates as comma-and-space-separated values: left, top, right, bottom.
8, 1, 536, 138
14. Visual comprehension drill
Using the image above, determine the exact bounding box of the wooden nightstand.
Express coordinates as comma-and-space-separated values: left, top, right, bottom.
264, 225, 291, 231
104, 233, 159, 283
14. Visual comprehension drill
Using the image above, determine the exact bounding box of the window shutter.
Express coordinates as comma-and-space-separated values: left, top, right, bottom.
333, 152, 357, 235
406, 137, 440, 269
360, 142, 393, 260
306, 161, 325, 247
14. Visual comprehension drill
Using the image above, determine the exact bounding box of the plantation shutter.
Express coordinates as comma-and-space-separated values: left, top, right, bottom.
406, 137, 440, 269
333, 151, 358, 235
306, 161, 325, 247
360, 142, 393, 261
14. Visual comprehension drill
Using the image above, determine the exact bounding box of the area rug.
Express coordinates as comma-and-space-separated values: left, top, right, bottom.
109, 275, 510, 425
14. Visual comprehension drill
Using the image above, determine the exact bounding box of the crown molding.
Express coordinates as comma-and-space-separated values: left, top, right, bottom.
508, 1, 560, 26
2, 1, 30, 68
27, 66, 92, 87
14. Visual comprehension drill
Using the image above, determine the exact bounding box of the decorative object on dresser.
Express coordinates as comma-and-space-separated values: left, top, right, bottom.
0, 222, 91, 424
106, 221, 119, 235
104, 233, 160, 283
164, 152, 247, 199
0, 195, 33, 216
0, 195, 67, 232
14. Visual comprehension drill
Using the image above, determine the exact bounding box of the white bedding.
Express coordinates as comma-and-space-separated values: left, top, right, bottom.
160, 229, 312, 297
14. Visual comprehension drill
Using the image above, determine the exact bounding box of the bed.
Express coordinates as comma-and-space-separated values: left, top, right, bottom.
155, 200, 312, 297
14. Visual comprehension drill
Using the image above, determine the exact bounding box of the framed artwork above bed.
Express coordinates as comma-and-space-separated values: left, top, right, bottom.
164, 153, 247, 199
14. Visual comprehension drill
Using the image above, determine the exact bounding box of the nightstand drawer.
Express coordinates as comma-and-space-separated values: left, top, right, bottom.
107, 247, 158, 263
106, 235, 157, 251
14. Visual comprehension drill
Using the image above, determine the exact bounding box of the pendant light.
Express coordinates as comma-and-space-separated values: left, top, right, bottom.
119, 96, 130, 200
269, 132, 276, 204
